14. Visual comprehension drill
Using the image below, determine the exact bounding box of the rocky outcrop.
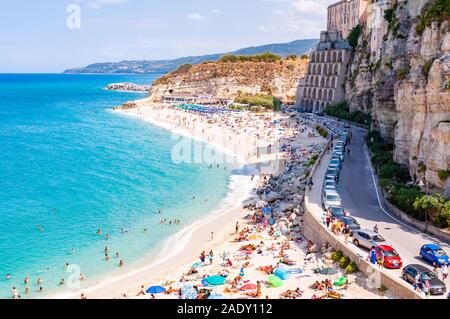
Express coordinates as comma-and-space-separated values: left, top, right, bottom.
148, 58, 309, 103
345, 0, 450, 192
106, 82, 151, 92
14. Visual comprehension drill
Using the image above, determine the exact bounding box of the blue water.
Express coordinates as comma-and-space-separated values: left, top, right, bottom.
0, 74, 232, 298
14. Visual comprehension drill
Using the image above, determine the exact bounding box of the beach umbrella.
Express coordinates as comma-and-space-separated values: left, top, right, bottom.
209, 294, 225, 299
318, 267, 339, 276
205, 275, 226, 286
180, 285, 198, 300
146, 285, 166, 294
201, 278, 210, 287
240, 283, 257, 291
268, 275, 283, 288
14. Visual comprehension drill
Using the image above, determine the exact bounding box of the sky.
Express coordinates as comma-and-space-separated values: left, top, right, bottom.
0, 0, 336, 73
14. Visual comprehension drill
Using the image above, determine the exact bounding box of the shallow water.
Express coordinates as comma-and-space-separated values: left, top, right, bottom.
0, 74, 232, 298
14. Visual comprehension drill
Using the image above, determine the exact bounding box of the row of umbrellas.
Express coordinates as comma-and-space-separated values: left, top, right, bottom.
146, 266, 306, 299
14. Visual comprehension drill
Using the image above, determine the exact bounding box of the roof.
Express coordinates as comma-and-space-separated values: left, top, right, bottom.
377, 245, 394, 250
423, 244, 442, 250
357, 229, 379, 237
407, 264, 432, 272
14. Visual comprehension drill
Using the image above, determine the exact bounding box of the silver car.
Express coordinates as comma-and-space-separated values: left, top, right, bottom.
352, 229, 387, 250
322, 190, 342, 211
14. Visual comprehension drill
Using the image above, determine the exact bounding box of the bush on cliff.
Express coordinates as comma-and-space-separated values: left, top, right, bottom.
219, 52, 282, 63
414, 194, 450, 228
324, 101, 371, 126
347, 24, 362, 48
234, 94, 282, 111
416, 0, 450, 35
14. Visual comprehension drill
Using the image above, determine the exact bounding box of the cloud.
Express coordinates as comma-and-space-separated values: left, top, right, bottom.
187, 13, 206, 21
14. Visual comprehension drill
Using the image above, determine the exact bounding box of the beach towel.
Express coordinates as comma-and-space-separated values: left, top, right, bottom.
287, 268, 304, 274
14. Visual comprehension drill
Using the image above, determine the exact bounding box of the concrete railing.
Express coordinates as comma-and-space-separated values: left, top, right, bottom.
302, 120, 423, 299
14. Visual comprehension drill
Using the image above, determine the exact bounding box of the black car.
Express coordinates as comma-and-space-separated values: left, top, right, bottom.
402, 264, 447, 295
328, 205, 345, 219
337, 216, 361, 232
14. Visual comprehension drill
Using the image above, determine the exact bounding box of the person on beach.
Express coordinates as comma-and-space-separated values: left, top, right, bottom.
137, 285, 146, 296
59, 278, 65, 286
81, 293, 87, 300
119, 260, 124, 267
200, 251, 206, 263
24, 276, 29, 285
105, 253, 110, 261
235, 221, 239, 234
209, 250, 214, 265
210, 232, 214, 241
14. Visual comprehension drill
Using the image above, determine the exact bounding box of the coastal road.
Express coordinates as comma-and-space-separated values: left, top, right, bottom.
337, 123, 450, 298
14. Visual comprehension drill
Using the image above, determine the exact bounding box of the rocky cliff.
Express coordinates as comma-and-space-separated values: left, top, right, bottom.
148, 57, 309, 103
346, 0, 450, 193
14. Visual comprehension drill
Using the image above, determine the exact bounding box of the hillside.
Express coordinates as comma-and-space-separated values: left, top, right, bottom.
148, 54, 309, 103
63, 39, 317, 74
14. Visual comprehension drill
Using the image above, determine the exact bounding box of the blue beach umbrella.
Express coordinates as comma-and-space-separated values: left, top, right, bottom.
205, 275, 226, 286
209, 294, 225, 299
181, 285, 198, 300
146, 285, 166, 294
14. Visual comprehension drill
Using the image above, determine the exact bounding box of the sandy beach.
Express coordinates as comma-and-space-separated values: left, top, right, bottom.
51, 100, 396, 299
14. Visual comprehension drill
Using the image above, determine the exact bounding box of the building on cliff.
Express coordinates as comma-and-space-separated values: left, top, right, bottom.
295, 31, 352, 113
327, 0, 369, 38
295, 0, 369, 113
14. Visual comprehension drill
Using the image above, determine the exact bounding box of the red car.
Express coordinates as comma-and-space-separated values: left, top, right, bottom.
376, 245, 403, 269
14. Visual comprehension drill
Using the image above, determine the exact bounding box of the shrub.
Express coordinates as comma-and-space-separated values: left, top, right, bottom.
438, 170, 450, 180
346, 261, 359, 274
415, 0, 450, 35
414, 194, 450, 228
340, 256, 351, 269
234, 94, 282, 111
174, 63, 193, 73
347, 24, 362, 48
219, 52, 282, 63
422, 58, 436, 79
332, 250, 344, 262
325, 101, 371, 126
418, 161, 427, 173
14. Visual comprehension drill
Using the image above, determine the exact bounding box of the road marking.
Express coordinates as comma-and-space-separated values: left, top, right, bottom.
363, 144, 441, 242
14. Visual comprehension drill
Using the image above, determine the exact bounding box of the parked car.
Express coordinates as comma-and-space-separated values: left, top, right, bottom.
376, 245, 403, 269
402, 264, 447, 295
324, 179, 338, 189
329, 158, 342, 170
323, 190, 342, 211
334, 151, 345, 162
337, 216, 361, 233
328, 205, 345, 219
326, 167, 339, 181
352, 230, 387, 250
419, 244, 449, 267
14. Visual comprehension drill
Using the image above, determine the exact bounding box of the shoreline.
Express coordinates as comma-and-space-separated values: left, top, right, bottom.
50, 100, 280, 299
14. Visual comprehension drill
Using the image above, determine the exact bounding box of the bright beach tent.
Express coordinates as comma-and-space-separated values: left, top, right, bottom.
240, 283, 257, 291
205, 275, 226, 286
180, 285, 198, 300
268, 275, 283, 288
146, 286, 166, 294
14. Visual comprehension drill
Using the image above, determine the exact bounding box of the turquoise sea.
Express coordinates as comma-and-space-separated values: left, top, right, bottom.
0, 74, 233, 298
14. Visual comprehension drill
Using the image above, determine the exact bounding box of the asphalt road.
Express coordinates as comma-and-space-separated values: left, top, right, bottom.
338, 124, 450, 298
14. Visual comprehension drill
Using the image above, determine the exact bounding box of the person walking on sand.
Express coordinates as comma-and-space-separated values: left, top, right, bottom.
210, 232, 214, 241
235, 221, 239, 234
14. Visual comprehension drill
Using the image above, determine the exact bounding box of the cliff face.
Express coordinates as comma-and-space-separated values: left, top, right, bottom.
149, 58, 309, 103
346, 0, 450, 193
